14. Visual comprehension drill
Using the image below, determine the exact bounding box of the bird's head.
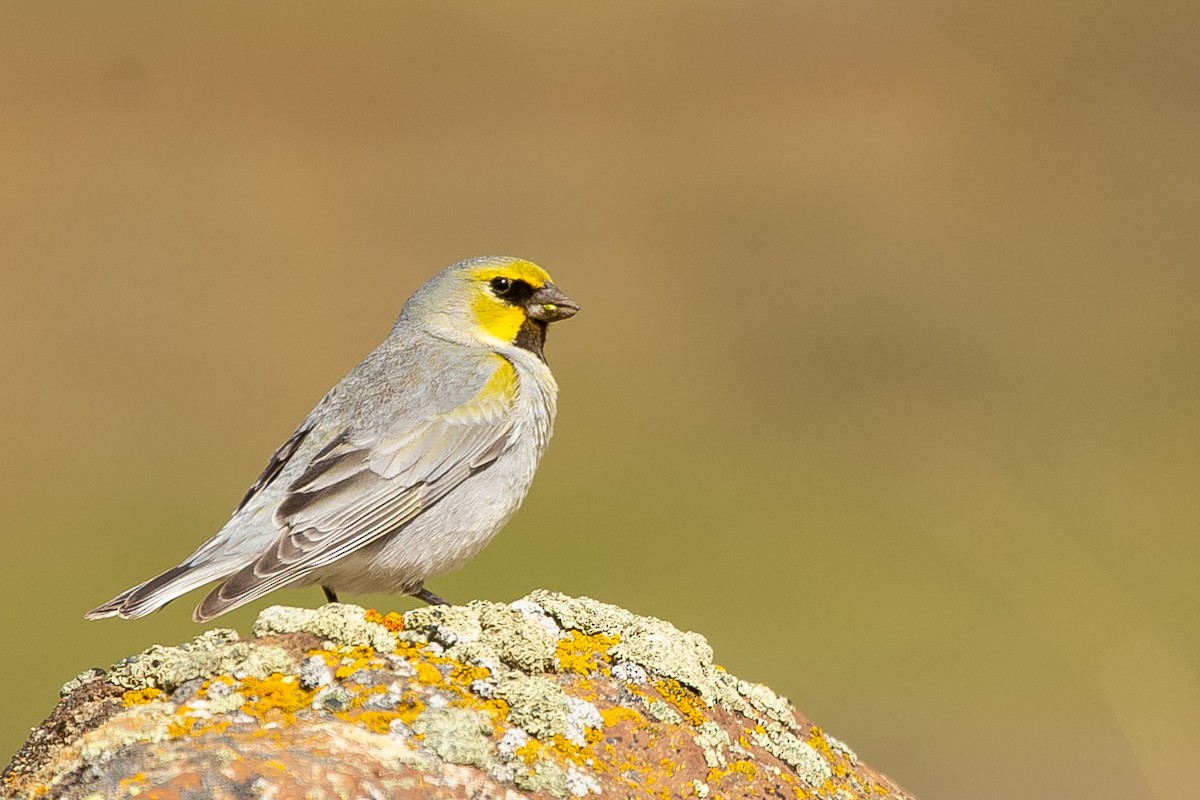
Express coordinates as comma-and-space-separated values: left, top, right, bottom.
402, 256, 579, 361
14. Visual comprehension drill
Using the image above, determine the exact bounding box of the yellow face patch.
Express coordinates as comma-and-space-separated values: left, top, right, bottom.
469, 260, 554, 343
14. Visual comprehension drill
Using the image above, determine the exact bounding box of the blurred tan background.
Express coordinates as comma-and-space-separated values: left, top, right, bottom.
2, 2, 1198, 798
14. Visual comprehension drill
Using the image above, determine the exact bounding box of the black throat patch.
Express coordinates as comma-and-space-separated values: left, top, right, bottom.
514, 317, 548, 362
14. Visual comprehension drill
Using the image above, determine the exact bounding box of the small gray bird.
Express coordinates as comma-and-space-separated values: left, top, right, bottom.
86, 256, 578, 622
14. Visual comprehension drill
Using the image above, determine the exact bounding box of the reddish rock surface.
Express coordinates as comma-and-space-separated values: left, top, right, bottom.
3, 592, 917, 800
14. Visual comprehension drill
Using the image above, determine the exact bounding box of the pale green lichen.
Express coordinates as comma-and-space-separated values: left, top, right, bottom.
402, 604, 484, 647
203, 690, 246, 715
411, 706, 494, 769
107, 629, 295, 691
751, 728, 832, 787
644, 699, 682, 724
76, 703, 177, 763
402, 600, 558, 674
529, 590, 719, 701
60, 668, 106, 697
826, 732, 859, 765
477, 603, 558, 672
738, 679, 796, 727
252, 603, 396, 651
515, 758, 568, 796
694, 721, 731, 768
494, 673, 570, 739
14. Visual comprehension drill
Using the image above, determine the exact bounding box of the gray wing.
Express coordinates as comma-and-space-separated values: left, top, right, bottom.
193, 356, 517, 621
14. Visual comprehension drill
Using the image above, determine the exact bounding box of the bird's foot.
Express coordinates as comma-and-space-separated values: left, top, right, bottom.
411, 586, 451, 606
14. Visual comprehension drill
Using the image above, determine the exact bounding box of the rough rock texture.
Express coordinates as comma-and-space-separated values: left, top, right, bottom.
3, 591, 916, 800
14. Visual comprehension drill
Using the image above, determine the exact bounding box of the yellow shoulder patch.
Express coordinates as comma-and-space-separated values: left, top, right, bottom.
480, 355, 518, 400
447, 355, 518, 423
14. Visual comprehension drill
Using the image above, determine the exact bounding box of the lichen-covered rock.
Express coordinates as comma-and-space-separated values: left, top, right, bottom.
2, 592, 917, 800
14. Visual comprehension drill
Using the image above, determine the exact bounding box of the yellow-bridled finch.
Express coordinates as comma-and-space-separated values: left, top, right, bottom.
87, 256, 578, 622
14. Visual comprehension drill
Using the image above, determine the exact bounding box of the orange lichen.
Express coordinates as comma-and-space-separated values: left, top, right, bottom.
806, 725, 834, 759
548, 735, 592, 766
352, 710, 400, 734
450, 662, 491, 685
515, 739, 542, 765
363, 609, 405, 631
654, 678, 707, 726
707, 759, 758, 784
601, 706, 645, 728
413, 661, 443, 686
343, 689, 426, 733
332, 646, 378, 680
166, 716, 198, 738
121, 687, 162, 707
193, 719, 232, 738
554, 630, 620, 675
117, 772, 147, 790
238, 674, 315, 723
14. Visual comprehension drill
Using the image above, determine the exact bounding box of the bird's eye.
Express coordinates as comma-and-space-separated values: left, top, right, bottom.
490, 276, 513, 295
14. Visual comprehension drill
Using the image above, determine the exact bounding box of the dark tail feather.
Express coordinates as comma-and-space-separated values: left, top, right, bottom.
85, 560, 242, 620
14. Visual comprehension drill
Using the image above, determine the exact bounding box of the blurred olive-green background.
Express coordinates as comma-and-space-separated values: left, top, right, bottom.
3, 3, 1198, 798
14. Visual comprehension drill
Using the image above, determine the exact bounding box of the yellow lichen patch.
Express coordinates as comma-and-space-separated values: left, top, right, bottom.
772, 768, 810, 799
806, 725, 834, 760
554, 630, 620, 675
413, 660, 444, 686
191, 719, 231, 738
450, 662, 491, 685
515, 738, 543, 765
654, 679, 707, 727
332, 646, 378, 680
352, 710, 400, 734
707, 759, 758, 785
238, 674, 315, 724
548, 735, 592, 767
601, 706, 645, 728
166, 715, 198, 739
455, 695, 510, 728
117, 772, 147, 790
121, 687, 162, 707
341, 690, 426, 733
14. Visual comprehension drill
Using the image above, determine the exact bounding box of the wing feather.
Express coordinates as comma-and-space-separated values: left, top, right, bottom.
193, 356, 519, 621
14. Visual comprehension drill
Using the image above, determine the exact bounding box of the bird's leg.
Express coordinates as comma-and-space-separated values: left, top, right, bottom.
412, 585, 451, 606
322, 585, 339, 604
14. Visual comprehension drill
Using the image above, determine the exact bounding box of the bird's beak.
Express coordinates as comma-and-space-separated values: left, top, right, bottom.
526, 283, 580, 323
